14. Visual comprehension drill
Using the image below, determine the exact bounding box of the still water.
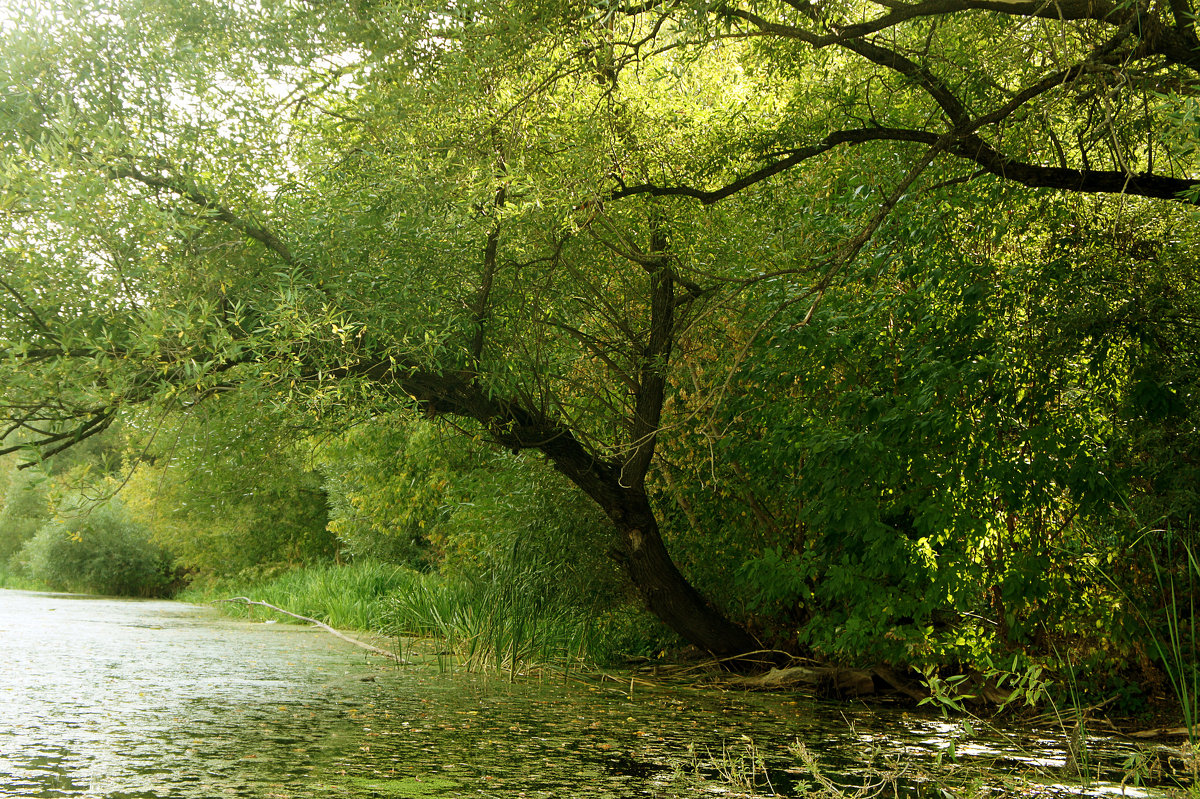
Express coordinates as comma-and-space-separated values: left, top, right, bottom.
0, 589, 1180, 798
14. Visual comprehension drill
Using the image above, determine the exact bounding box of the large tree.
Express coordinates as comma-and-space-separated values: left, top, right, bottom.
0, 0, 1196, 658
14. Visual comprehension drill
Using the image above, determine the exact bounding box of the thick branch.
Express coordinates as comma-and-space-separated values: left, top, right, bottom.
627, 239, 673, 484
611, 122, 1200, 205
960, 153, 1198, 199
469, 183, 508, 369
610, 127, 940, 204
719, 0, 1131, 49
0, 408, 117, 465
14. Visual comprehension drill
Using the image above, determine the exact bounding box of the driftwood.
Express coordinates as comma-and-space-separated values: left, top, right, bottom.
872, 665, 929, 702
215, 596, 411, 665
1129, 726, 1193, 738
731, 665, 876, 696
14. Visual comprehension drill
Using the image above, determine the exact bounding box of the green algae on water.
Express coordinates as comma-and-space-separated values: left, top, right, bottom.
343, 776, 460, 796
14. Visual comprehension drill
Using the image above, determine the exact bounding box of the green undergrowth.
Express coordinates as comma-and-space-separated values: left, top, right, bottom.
0, 566, 43, 590
180, 560, 412, 631
185, 560, 666, 672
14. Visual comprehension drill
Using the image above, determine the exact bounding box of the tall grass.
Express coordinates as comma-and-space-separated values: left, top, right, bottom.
183, 560, 417, 632
1147, 529, 1198, 752
1091, 520, 1198, 753
385, 567, 604, 676
186, 559, 619, 674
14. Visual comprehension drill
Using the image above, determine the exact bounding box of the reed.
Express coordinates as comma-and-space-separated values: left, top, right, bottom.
184, 560, 416, 631
1088, 518, 1197, 757
1148, 530, 1198, 753
0, 566, 42, 590
383, 567, 602, 675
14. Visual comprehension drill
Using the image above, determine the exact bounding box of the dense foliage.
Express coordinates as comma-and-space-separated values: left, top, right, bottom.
0, 0, 1196, 701
17, 495, 177, 597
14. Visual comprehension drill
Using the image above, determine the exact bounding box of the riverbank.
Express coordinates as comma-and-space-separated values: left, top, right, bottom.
181, 560, 673, 674
184, 562, 1195, 751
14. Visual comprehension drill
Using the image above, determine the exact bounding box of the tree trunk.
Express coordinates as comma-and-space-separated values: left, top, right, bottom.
607, 487, 762, 661
540, 441, 760, 661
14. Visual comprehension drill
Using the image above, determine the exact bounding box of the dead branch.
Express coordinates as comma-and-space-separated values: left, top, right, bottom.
215, 596, 411, 665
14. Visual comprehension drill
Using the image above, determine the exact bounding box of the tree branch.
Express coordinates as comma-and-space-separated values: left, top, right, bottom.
105, 162, 297, 267
609, 127, 941, 204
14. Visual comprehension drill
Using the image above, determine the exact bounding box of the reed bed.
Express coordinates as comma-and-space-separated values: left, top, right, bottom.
191, 559, 612, 674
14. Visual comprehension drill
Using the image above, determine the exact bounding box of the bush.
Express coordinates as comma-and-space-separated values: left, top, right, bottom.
17, 496, 179, 597
0, 467, 51, 568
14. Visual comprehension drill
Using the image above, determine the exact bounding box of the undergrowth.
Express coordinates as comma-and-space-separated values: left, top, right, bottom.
186, 559, 660, 673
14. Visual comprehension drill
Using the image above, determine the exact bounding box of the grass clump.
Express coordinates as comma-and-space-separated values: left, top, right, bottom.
384, 569, 606, 675
190, 556, 662, 674
183, 559, 417, 632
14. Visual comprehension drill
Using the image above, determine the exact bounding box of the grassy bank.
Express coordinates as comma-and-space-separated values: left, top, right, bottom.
180, 561, 412, 632
183, 560, 660, 673
0, 567, 44, 591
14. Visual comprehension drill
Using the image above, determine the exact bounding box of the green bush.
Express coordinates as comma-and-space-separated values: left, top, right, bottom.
17, 496, 179, 597
0, 467, 52, 568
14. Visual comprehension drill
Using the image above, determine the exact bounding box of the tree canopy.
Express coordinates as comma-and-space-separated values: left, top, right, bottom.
1, 0, 1198, 660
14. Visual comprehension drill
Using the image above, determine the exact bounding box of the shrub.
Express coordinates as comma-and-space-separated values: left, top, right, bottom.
0, 467, 52, 568
17, 496, 179, 597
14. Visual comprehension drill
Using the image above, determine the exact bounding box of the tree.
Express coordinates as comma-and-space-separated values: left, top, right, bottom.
0, 0, 1196, 659
121, 403, 337, 576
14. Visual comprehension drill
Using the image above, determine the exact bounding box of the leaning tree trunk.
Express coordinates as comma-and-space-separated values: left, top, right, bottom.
536, 425, 761, 662
606, 484, 762, 660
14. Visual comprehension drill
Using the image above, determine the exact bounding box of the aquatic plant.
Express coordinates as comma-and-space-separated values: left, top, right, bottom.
383, 567, 604, 676
188, 560, 416, 631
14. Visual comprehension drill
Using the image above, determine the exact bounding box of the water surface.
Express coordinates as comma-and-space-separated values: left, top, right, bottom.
0, 589, 1181, 797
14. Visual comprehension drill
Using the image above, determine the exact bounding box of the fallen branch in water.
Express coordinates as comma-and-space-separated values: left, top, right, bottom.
1129, 726, 1193, 738
214, 596, 411, 665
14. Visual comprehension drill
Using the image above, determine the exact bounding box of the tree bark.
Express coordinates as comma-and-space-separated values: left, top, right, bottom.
551, 454, 761, 660
606, 488, 763, 661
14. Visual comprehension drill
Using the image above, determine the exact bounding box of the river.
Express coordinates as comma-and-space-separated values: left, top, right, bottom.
0, 589, 1184, 798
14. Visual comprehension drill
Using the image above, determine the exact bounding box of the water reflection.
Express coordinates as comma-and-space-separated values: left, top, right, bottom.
0, 589, 1183, 798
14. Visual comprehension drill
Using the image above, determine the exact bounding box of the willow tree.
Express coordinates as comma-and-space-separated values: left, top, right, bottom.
1, 0, 1196, 658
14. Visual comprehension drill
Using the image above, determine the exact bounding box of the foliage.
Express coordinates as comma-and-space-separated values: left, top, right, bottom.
122, 403, 337, 576
433, 448, 624, 605
16, 494, 178, 597
0, 463, 51, 568
377, 446, 648, 669
0, 0, 1198, 673
662, 188, 1200, 675
317, 416, 461, 567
